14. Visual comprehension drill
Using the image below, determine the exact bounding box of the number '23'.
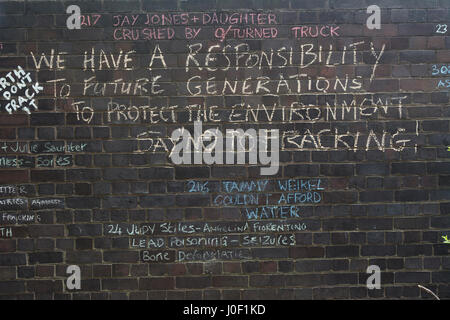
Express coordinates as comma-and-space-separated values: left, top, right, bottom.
436, 24, 448, 34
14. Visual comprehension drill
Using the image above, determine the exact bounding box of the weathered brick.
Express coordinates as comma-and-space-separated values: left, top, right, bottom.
289, 246, 324, 258
176, 276, 211, 289
326, 246, 359, 258
213, 276, 248, 287
28, 252, 63, 264
0, 253, 26, 266
139, 277, 175, 290
395, 272, 430, 283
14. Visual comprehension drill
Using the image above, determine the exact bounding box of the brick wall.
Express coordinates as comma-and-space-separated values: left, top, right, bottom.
0, 0, 449, 300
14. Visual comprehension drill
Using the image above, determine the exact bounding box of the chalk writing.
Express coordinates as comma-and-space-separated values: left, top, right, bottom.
106, 218, 309, 262
0, 185, 26, 195
177, 249, 251, 262
431, 64, 450, 76
0, 66, 43, 114
0, 227, 12, 238
291, 25, 340, 38
1, 212, 41, 224
435, 24, 448, 34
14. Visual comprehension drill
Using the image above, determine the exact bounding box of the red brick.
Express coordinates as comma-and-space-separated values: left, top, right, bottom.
437, 51, 450, 62
0, 170, 29, 183
260, 261, 277, 273
112, 264, 129, 277
35, 265, 54, 277
212, 276, 248, 288
167, 263, 187, 276
0, 128, 15, 139
0, 240, 16, 253
139, 277, 175, 290
186, 263, 203, 275
0, 114, 28, 126
428, 37, 446, 49
289, 246, 325, 258
364, 24, 397, 37
223, 262, 241, 274
400, 79, 435, 91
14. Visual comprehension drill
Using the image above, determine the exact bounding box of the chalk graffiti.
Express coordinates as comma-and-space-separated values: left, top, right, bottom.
0, 66, 43, 114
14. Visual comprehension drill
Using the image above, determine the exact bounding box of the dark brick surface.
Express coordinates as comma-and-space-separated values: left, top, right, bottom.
0, 0, 448, 301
